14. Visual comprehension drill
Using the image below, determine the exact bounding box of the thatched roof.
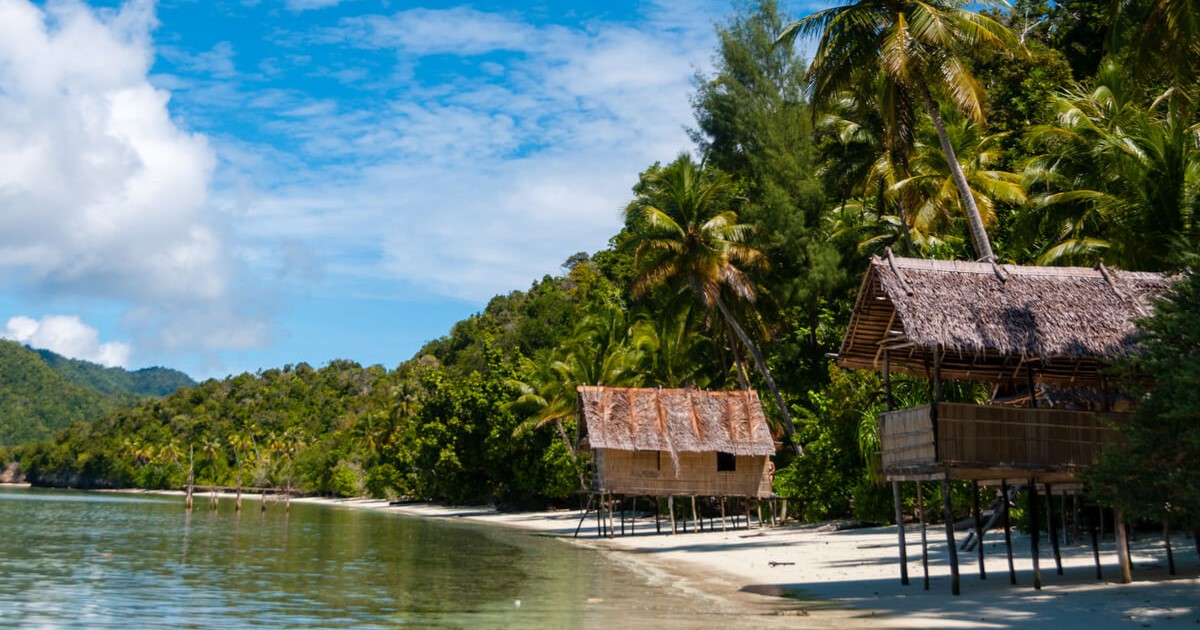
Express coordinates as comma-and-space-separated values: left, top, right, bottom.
577, 386, 776, 456
838, 254, 1171, 385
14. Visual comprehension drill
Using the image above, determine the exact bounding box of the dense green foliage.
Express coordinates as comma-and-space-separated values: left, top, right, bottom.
14, 0, 1200, 519
1088, 262, 1200, 528
0, 340, 193, 446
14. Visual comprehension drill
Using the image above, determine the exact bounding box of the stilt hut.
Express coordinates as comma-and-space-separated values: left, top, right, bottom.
576, 386, 776, 535
839, 253, 1171, 593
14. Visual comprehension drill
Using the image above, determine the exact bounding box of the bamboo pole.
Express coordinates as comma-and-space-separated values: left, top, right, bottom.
1089, 505, 1102, 580
1115, 507, 1132, 583
942, 478, 960, 596
1164, 523, 1175, 576
894, 481, 910, 586
918, 481, 929, 590
1047, 484, 1063, 575
1030, 480, 1042, 590
973, 480, 986, 580
1002, 480, 1016, 585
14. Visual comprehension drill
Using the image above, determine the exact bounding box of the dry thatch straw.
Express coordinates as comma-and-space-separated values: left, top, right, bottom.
839, 254, 1171, 385
577, 386, 775, 457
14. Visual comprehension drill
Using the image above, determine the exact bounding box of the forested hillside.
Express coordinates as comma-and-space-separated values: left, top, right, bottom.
0, 340, 194, 446
16, 0, 1200, 523
35, 349, 195, 397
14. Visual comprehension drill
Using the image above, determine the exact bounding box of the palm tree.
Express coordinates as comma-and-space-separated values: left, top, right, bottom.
780, 0, 1022, 262
1021, 62, 1200, 270
228, 430, 257, 512
623, 154, 802, 454
895, 107, 1025, 250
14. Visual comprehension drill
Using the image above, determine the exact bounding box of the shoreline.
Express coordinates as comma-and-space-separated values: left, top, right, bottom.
298, 495, 1200, 628
52, 487, 1200, 627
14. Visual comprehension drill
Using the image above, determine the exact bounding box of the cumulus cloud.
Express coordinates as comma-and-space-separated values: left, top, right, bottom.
0, 1, 267, 356
3, 315, 131, 368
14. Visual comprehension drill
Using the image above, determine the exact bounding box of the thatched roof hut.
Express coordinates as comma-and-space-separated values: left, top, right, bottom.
577, 386, 775, 498
839, 253, 1170, 385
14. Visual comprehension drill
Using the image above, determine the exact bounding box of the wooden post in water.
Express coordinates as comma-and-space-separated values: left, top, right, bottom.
894, 481, 909, 586
973, 481, 986, 579
1115, 507, 1132, 583
917, 481, 929, 590
942, 478, 960, 596
185, 444, 195, 510
1046, 484, 1063, 575
1030, 480, 1042, 590
1002, 481, 1016, 585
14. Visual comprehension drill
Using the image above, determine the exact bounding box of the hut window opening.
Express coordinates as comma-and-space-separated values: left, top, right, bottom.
716, 452, 736, 472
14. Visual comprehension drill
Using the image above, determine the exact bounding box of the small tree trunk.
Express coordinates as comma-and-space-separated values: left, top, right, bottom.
914, 77, 995, 263
712, 294, 801, 455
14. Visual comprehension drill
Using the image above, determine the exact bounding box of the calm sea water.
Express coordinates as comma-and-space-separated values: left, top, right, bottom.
0, 487, 791, 628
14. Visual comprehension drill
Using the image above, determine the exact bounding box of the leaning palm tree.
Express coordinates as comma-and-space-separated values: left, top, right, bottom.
622, 154, 802, 454
779, 0, 1023, 262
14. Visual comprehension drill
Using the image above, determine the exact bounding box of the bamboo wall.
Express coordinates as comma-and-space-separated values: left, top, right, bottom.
592, 449, 772, 497
880, 403, 1129, 475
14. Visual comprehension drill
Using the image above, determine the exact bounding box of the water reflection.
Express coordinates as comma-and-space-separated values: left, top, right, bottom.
0, 487, 792, 628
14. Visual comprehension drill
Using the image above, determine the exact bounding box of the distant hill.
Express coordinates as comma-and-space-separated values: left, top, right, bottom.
34, 349, 196, 397
0, 341, 196, 446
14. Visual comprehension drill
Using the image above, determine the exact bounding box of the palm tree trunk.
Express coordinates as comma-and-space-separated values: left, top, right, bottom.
725, 321, 750, 390
554, 419, 589, 491
713, 294, 802, 455
914, 77, 995, 263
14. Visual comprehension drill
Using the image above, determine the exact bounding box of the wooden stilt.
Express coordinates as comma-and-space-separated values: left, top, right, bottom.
942, 478, 960, 596
621, 495, 626, 536
596, 494, 603, 536
1030, 481, 1042, 590
668, 495, 677, 536
757, 500, 762, 528
1164, 522, 1176, 576
1115, 508, 1132, 583
691, 496, 699, 533
573, 494, 594, 538
1002, 480, 1016, 585
1046, 484, 1063, 576
608, 494, 616, 539
894, 481, 910, 586
973, 480, 986, 579
745, 498, 752, 530
1089, 505, 1103, 580
630, 496, 637, 536
655, 496, 661, 534
918, 481, 929, 590
720, 497, 727, 533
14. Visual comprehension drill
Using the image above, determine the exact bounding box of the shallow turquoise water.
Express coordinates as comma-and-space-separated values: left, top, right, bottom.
0, 487, 786, 628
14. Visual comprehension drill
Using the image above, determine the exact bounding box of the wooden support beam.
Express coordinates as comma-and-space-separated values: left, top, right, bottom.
1030, 481, 1042, 590
918, 481, 930, 590
1002, 480, 1016, 585
942, 478, 961, 595
1089, 504, 1103, 580
668, 495, 677, 536
1164, 523, 1176, 576
894, 481, 910, 586
973, 480, 986, 579
1047, 484, 1063, 576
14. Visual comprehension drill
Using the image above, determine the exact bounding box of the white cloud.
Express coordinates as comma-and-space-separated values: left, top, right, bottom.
3, 315, 131, 368
286, 0, 344, 12
0, 1, 267, 356
221, 3, 719, 301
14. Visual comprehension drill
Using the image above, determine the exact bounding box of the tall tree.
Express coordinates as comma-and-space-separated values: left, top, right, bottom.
622, 154, 802, 454
780, 0, 1023, 262
1020, 61, 1200, 270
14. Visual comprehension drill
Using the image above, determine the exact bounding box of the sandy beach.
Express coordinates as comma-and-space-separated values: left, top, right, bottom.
286, 496, 1200, 628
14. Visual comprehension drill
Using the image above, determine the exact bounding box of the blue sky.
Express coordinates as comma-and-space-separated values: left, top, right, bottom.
0, 0, 816, 380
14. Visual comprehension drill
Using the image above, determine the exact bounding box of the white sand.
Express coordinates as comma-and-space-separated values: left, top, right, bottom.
293, 497, 1200, 628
